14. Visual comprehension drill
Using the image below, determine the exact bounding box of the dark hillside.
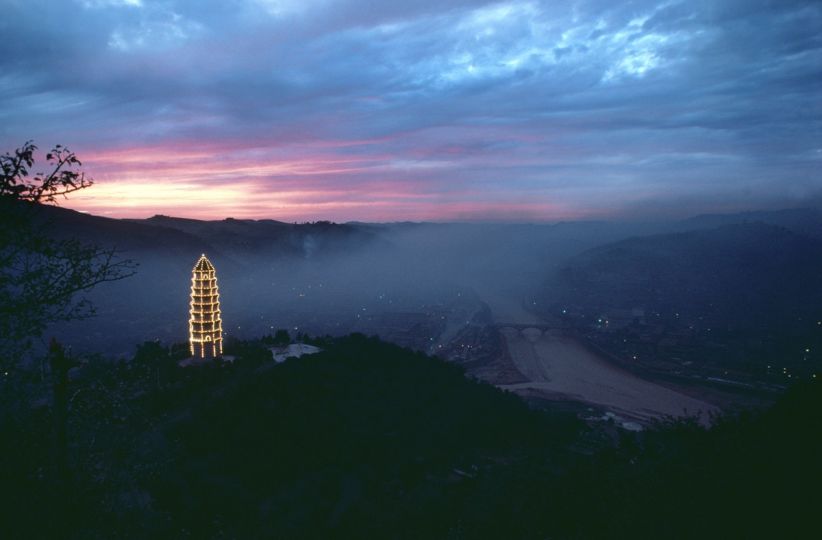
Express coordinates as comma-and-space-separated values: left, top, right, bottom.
552, 222, 822, 327
679, 207, 822, 238
564, 378, 822, 539
1, 335, 581, 539
156, 336, 580, 538
544, 222, 822, 382
139, 214, 383, 258
22, 200, 214, 255
23, 202, 382, 260
1, 335, 820, 539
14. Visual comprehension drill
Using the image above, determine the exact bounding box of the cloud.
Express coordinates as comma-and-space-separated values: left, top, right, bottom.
0, 0, 819, 221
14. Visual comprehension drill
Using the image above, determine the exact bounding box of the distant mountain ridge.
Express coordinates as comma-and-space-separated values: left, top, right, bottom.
676, 207, 822, 238
550, 221, 822, 329
30, 203, 822, 247
29, 203, 382, 261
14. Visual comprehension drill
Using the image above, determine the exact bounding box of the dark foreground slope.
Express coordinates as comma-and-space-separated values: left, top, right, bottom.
2, 335, 821, 539
1, 335, 580, 539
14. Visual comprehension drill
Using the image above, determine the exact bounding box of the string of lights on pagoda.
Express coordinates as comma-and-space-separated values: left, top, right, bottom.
189, 254, 224, 358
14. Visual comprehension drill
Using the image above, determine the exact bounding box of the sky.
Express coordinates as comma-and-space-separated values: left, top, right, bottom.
1, 0, 820, 222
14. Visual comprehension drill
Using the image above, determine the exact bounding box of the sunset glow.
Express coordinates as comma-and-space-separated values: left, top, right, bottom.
64, 142, 596, 221
3, 0, 819, 221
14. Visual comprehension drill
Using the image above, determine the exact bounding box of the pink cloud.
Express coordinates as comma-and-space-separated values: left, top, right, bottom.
59, 137, 599, 222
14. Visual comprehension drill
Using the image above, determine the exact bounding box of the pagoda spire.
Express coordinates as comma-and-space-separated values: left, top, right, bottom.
189, 254, 223, 358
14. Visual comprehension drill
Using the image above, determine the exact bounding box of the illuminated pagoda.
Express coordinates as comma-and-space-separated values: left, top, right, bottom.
189, 254, 224, 358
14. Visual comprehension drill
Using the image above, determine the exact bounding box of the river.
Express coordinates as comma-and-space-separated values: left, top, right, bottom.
485, 293, 717, 424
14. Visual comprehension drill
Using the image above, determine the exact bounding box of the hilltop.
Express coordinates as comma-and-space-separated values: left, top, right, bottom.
2, 334, 820, 539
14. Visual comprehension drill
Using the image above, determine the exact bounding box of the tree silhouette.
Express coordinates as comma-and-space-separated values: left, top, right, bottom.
0, 141, 92, 203
0, 142, 136, 367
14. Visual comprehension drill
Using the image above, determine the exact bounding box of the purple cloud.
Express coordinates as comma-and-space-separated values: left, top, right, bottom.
1, 0, 819, 220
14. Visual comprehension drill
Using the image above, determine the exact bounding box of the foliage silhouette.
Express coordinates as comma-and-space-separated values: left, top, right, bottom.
0, 142, 136, 366
1, 333, 819, 539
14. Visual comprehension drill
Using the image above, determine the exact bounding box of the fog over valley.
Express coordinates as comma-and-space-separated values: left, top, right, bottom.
48, 208, 665, 355
41, 204, 822, 424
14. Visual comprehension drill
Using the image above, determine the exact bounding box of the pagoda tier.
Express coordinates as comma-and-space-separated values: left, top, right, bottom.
189, 254, 224, 358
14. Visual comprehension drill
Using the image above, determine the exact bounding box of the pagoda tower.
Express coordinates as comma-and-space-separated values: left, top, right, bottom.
189, 254, 223, 358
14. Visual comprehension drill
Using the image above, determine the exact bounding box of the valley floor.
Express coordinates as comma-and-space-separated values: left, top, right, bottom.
484, 294, 718, 424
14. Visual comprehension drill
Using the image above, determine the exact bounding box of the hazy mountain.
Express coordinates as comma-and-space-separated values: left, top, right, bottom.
540, 222, 822, 382
675, 207, 822, 238
25, 201, 213, 255
549, 222, 822, 328
29, 203, 383, 262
